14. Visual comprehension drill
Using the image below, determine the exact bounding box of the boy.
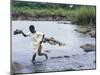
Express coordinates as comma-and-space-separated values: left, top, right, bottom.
15, 25, 48, 63
14, 25, 65, 63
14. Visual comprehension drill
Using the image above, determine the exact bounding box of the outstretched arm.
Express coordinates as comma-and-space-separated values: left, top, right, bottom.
21, 31, 28, 37
43, 37, 66, 46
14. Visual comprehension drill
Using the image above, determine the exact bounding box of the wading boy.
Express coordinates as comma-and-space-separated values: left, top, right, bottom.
15, 25, 48, 63
14, 25, 65, 63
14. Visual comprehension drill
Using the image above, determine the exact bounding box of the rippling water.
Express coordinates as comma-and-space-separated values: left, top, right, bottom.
12, 21, 96, 73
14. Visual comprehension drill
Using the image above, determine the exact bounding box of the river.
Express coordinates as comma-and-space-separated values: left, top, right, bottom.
12, 21, 96, 73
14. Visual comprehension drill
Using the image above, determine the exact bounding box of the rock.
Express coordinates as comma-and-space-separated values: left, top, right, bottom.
50, 55, 70, 59
74, 28, 91, 34
57, 56, 63, 58
74, 26, 96, 38
64, 55, 70, 58
80, 44, 96, 52
88, 30, 96, 38
50, 56, 63, 59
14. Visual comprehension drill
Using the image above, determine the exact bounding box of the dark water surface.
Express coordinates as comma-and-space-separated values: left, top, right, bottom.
12, 21, 95, 73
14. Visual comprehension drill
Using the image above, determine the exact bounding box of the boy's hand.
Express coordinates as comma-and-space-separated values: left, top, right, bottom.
14, 29, 22, 35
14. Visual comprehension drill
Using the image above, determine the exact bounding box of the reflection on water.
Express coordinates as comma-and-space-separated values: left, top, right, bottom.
12, 21, 95, 73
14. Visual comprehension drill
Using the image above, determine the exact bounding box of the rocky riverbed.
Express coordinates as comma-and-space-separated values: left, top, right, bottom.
80, 44, 95, 52
12, 21, 96, 74
74, 25, 96, 38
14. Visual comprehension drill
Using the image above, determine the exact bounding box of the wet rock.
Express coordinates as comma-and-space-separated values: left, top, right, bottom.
57, 56, 63, 58
50, 55, 70, 59
50, 56, 63, 59
88, 30, 96, 38
80, 44, 96, 52
64, 55, 70, 58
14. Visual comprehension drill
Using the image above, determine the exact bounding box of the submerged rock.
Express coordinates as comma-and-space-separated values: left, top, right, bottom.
64, 55, 70, 58
50, 56, 63, 59
50, 55, 70, 59
56, 56, 63, 58
80, 44, 96, 52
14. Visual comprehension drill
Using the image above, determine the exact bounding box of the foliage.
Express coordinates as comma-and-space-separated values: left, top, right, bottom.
11, 1, 96, 25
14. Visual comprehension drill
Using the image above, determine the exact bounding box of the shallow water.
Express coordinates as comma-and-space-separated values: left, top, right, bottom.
12, 21, 96, 73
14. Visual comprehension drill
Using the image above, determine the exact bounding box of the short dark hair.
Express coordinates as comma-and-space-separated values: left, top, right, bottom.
29, 25, 36, 33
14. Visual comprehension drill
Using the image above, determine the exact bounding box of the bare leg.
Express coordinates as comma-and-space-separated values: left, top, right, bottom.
38, 45, 48, 60
32, 53, 36, 63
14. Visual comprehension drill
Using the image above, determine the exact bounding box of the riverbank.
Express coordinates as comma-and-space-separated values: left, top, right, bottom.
12, 15, 69, 21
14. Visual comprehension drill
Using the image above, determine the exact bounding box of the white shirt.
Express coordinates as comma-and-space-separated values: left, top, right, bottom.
27, 31, 44, 53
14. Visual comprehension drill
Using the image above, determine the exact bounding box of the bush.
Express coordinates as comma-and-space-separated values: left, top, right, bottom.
72, 6, 96, 25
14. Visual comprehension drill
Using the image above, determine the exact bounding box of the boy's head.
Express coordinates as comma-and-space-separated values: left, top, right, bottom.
29, 25, 36, 33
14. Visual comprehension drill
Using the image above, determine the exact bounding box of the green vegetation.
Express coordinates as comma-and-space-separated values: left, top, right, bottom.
11, 1, 96, 26
70, 6, 96, 25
